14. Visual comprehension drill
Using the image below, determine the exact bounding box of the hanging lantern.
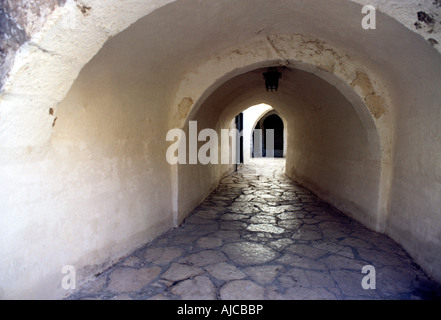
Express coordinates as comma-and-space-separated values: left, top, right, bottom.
263, 67, 282, 92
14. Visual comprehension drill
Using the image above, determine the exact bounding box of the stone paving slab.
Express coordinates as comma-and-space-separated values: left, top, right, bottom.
66, 159, 441, 300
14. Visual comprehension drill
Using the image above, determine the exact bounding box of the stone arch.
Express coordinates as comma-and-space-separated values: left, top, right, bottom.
175, 41, 390, 232
2, 0, 439, 149
173, 62, 385, 233
175, 35, 388, 158
2, 0, 440, 150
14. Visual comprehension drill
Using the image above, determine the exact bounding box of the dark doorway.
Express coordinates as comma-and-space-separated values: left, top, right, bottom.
235, 113, 244, 165
253, 113, 284, 158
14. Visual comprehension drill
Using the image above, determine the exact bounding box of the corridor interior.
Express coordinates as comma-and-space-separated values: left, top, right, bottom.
67, 159, 441, 300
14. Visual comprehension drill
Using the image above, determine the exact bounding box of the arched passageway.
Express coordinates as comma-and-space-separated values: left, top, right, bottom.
1, 0, 441, 299
176, 65, 383, 236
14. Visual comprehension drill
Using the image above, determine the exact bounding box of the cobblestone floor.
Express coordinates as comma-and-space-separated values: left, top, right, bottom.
67, 159, 441, 300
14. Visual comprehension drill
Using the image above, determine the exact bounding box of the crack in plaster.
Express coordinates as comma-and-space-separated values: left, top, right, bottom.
350, 71, 385, 119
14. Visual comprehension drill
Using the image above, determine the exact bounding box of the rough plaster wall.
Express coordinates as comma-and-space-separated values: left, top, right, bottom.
0, 0, 66, 88
281, 69, 380, 229
51, 36, 175, 265
1, 0, 440, 90
176, 96, 236, 225
0, 18, 176, 299
0, 1, 180, 298
0, 0, 177, 149
384, 45, 441, 281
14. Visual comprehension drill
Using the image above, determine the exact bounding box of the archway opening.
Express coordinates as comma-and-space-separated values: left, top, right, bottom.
253, 113, 285, 159
179, 64, 383, 236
